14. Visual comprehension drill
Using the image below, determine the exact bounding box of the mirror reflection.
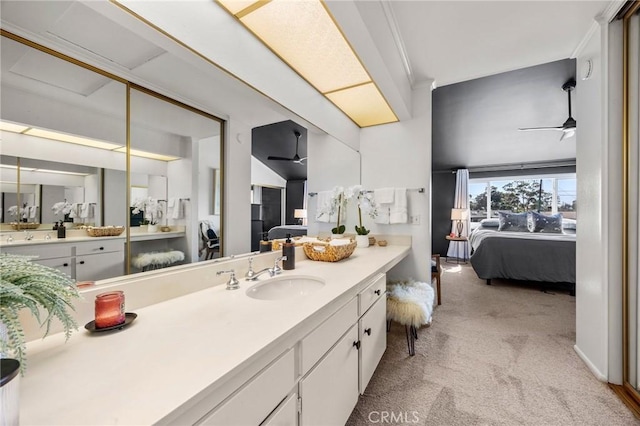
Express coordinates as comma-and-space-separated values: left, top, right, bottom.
0, 33, 224, 283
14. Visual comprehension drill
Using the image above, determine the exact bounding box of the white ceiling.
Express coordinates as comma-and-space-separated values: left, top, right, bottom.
364, 0, 616, 88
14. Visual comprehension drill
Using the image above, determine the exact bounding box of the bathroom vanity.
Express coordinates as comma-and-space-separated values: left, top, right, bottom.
18, 240, 410, 425
0, 228, 186, 281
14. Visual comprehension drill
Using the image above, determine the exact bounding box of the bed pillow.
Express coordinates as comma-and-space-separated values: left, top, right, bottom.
497, 212, 529, 232
480, 218, 500, 228
528, 212, 563, 233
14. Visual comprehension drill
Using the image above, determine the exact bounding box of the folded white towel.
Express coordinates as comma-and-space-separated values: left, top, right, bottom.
168, 198, 176, 208
389, 188, 408, 224
79, 203, 90, 219
375, 206, 390, 224
374, 188, 395, 204
172, 199, 182, 219
314, 191, 333, 223
28, 205, 38, 219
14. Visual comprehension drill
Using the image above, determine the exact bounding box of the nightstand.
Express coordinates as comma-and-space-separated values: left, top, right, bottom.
445, 235, 468, 264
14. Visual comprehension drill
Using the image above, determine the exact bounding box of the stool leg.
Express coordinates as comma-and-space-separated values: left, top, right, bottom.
411, 325, 418, 341
405, 325, 416, 356
387, 319, 392, 332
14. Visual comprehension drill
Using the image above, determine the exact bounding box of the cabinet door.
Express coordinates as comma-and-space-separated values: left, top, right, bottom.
261, 393, 298, 426
76, 251, 124, 282
359, 296, 387, 394
300, 325, 359, 426
34, 257, 74, 278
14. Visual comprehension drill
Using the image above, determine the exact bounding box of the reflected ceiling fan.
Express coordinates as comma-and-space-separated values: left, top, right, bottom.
518, 78, 576, 141
268, 130, 307, 164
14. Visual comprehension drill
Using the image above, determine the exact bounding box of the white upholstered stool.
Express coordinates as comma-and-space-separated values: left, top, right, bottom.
133, 250, 185, 272
386, 279, 435, 356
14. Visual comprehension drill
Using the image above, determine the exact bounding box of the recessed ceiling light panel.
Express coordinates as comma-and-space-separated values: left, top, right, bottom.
217, 0, 398, 127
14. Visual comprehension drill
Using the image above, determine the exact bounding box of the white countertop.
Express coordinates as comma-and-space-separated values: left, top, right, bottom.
0, 231, 185, 248
20, 244, 410, 425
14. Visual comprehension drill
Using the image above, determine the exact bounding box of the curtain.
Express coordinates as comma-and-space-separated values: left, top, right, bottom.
446, 169, 471, 260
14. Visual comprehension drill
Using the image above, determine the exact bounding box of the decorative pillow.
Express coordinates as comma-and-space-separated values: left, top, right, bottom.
497, 212, 529, 232
528, 212, 563, 233
480, 218, 500, 228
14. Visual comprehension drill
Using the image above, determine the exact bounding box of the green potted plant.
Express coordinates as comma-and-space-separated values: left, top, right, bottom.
0, 253, 80, 373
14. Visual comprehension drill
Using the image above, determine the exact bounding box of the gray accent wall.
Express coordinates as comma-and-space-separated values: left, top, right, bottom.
432, 59, 576, 255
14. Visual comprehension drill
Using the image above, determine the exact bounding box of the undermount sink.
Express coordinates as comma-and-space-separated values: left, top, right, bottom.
246, 275, 325, 301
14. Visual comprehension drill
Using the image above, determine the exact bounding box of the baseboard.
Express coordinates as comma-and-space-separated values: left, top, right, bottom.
574, 344, 608, 382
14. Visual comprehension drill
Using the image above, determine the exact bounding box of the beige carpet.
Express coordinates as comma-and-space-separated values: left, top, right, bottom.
347, 263, 639, 426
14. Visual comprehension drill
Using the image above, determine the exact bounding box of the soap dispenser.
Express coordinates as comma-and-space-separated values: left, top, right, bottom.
57, 221, 66, 239
282, 233, 295, 270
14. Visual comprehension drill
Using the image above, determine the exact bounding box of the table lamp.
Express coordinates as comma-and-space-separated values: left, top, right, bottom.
294, 209, 307, 225
451, 208, 468, 238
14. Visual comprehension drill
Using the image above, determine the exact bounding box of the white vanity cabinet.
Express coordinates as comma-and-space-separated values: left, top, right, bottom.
299, 325, 360, 426
196, 349, 296, 426
358, 273, 387, 393
2, 238, 124, 281
75, 239, 124, 281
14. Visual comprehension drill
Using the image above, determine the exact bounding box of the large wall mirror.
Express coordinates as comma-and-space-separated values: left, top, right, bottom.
0, 33, 224, 283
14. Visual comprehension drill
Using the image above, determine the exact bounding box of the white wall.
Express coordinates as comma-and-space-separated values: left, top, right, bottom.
224, 120, 252, 256
198, 136, 221, 219
360, 85, 432, 283
574, 20, 617, 382
251, 157, 287, 189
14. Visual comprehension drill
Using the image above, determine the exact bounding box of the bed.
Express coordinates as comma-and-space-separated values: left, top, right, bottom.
469, 214, 576, 295
267, 225, 308, 240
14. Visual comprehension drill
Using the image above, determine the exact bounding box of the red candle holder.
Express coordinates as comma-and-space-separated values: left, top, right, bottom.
95, 291, 125, 329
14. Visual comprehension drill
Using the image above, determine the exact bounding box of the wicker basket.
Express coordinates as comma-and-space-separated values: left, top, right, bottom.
86, 226, 125, 237
302, 240, 357, 262
10, 222, 40, 230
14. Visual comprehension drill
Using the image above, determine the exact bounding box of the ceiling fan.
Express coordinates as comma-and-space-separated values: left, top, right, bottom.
518, 78, 576, 141
268, 130, 307, 164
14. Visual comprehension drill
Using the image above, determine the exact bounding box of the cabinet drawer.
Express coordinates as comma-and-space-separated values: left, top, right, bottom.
261, 393, 297, 426
301, 297, 358, 375
359, 296, 387, 394
2, 242, 72, 259
198, 349, 295, 426
358, 273, 386, 316
75, 239, 123, 256
76, 251, 124, 282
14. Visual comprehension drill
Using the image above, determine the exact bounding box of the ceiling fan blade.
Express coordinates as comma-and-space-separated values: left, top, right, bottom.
267, 156, 293, 161
518, 126, 564, 132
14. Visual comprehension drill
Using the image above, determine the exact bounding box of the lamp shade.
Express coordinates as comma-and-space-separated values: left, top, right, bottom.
294, 209, 307, 219
451, 208, 468, 221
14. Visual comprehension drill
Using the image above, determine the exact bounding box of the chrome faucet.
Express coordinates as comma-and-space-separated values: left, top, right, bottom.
24, 231, 34, 241
271, 255, 287, 276
245, 257, 256, 280
6, 235, 14, 243
217, 269, 240, 290
45, 233, 52, 241
246, 256, 287, 281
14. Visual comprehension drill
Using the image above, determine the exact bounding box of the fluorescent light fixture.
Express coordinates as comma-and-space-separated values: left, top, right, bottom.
113, 147, 179, 162
24, 128, 122, 150
0, 121, 29, 133
0, 164, 36, 171
217, 0, 398, 127
29, 168, 90, 176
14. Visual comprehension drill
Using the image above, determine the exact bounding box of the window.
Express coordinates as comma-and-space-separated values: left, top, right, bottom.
469, 175, 577, 221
